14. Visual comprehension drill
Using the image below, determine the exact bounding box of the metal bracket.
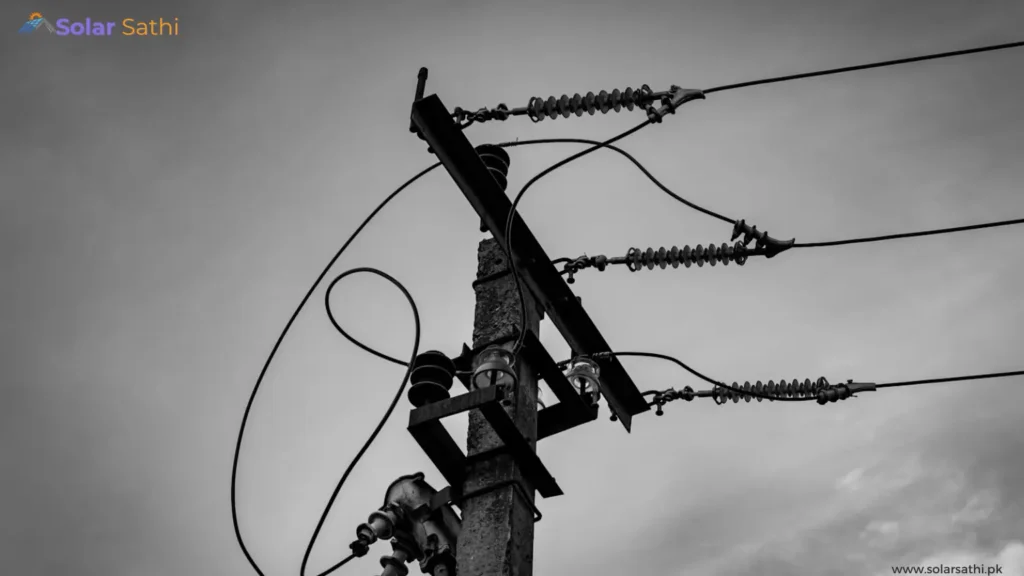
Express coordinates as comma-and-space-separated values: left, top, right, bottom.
451, 330, 598, 440
453, 479, 543, 523
408, 386, 563, 498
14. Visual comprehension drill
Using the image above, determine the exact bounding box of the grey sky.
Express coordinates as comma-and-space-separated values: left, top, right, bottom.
2, 1, 1023, 575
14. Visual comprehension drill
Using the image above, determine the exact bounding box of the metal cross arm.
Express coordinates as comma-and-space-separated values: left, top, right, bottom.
410, 94, 650, 430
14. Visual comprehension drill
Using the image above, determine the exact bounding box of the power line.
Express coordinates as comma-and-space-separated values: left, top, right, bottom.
793, 218, 1024, 248
230, 162, 439, 576
316, 554, 357, 576
703, 40, 1024, 95
504, 119, 656, 356
300, 268, 421, 576
501, 137, 735, 225
561, 350, 818, 403
877, 370, 1024, 389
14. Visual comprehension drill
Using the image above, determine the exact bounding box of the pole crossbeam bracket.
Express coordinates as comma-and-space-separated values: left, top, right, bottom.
451, 479, 543, 522
451, 330, 598, 440
411, 94, 648, 431
408, 386, 563, 498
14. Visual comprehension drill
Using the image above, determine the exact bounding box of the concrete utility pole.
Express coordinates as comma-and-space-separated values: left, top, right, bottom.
459, 238, 542, 576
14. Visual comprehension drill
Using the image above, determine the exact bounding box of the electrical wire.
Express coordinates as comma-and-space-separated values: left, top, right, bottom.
793, 218, 1024, 248
877, 370, 1024, 389
236, 135, 683, 576
703, 40, 1024, 95
299, 268, 421, 576
314, 554, 357, 576
500, 137, 734, 225
230, 163, 438, 576
579, 353, 1024, 403
504, 119, 656, 356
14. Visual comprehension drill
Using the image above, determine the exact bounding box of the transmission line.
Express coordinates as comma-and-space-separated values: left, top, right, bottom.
703, 40, 1024, 95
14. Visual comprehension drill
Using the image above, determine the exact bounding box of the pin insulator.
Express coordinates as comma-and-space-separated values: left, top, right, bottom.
475, 144, 511, 192
407, 351, 456, 407
527, 86, 656, 122
625, 242, 750, 271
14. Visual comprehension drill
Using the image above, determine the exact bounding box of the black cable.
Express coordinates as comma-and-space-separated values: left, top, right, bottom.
500, 137, 734, 225
504, 119, 656, 356
314, 554, 357, 576
230, 163, 439, 576
793, 218, 1024, 248
332, 134, 718, 369
704, 40, 1024, 95
299, 268, 421, 576
877, 370, 1024, 389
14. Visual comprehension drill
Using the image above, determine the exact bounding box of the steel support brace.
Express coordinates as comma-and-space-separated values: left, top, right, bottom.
408, 387, 562, 498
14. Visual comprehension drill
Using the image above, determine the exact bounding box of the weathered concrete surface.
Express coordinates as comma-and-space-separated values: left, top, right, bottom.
458, 237, 541, 576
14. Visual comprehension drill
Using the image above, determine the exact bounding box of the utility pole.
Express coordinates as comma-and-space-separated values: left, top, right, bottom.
400, 80, 650, 576
459, 237, 542, 576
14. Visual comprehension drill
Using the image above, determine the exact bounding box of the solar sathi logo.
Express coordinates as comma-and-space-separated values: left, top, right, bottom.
16, 12, 179, 36
18, 12, 55, 34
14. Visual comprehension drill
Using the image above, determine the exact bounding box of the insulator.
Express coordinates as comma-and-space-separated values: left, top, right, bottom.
625, 242, 749, 272
527, 86, 655, 122
408, 351, 456, 407
475, 144, 510, 192
713, 378, 830, 403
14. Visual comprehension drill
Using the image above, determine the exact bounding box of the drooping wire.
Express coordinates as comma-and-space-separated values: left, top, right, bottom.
230, 162, 439, 576
503, 119, 656, 356
792, 218, 1024, 248
299, 268, 421, 576
703, 40, 1024, 95
877, 370, 1024, 389
237, 137, 656, 576
500, 137, 734, 225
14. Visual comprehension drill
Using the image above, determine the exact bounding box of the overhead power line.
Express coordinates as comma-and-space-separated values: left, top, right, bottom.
877, 370, 1024, 389
703, 40, 1024, 95
793, 218, 1024, 248
230, 162, 439, 576
452, 40, 1024, 127
300, 268, 421, 576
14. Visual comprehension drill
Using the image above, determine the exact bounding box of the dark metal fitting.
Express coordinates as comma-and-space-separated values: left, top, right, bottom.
349, 538, 370, 558
455, 479, 543, 522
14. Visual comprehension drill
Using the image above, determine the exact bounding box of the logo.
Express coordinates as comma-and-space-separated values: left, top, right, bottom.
18, 12, 55, 34
16, 12, 179, 36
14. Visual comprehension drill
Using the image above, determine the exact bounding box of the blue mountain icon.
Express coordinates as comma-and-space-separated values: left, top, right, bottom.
18, 17, 56, 34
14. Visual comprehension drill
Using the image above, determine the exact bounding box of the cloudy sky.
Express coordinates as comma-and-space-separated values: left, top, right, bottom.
2, 1, 1023, 575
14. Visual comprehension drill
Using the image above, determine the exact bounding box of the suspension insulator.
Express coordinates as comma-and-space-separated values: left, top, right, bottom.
527, 86, 656, 122
475, 144, 511, 192
625, 242, 750, 271
712, 378, 830, 403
